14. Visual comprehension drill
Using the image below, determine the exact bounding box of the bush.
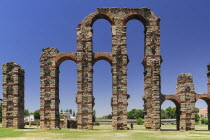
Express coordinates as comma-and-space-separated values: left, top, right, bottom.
93, 122, 100, 126
195, 113, 200, 122
136, 118, 143, 125
201, 117, 208, 125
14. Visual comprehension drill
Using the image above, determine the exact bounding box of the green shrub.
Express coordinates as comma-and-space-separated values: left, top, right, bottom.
201, 117, 208, 125
195, 113, 200, 122
204, 118, 208, 125
136, 118, 143, 125
93, 122, 100, 125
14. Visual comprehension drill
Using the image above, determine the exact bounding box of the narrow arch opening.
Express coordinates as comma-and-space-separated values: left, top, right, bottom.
93, 60, 112, 129
92, 19, 112, 53
124, 14, 147, 26
91, 14, 113, 27
58, 60, 77, 129
126, 19, 144, 127
161, 100, 179, 131
195, 99, 209, 131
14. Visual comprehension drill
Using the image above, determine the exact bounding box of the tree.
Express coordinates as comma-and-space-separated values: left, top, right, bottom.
161, 109, 166, 119
195, 107, 199, 113
165, 107, 176, 119
73, 111, 75, 117
70, 109, 72, 114
127, 109, 144, 119
201, 117, 208, 125
101, 114, 112, 119
34, 109, 40, 120
194, 107, 200, 122
136, 118, 143, 125
24, 109, 30, 116
195, 113, 200, 122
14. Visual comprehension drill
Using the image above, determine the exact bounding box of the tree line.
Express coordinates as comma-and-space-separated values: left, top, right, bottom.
99, 107, 201, 121
0, 105, 205, 124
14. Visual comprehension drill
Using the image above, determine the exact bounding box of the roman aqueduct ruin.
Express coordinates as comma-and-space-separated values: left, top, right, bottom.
2, 8, 210, 131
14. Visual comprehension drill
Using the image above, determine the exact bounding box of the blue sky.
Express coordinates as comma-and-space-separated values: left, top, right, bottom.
0, 0, 210, 117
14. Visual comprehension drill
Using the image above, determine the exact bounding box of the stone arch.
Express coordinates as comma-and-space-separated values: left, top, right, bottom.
93, 52, 112, 66
40, 8, 162, 131
80, 11, 114, 28
195, 93, 210, 130
123, 13, 148, 26
92, 54, 112, 123
196, 93, 210, 102
161, 95, 181, 106
55, 53, 77, 67
123, 10, 160, 26
76, 8, 161, 130
76, 9, 114, 130
161, 94, 181, 130
119, 9, 161, 130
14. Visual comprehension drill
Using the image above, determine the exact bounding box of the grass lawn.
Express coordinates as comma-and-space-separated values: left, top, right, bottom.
0, 124, 209, 140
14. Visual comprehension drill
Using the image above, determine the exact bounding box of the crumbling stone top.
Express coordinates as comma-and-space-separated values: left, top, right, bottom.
3, 61, 24, 73
177, 73, 193, 82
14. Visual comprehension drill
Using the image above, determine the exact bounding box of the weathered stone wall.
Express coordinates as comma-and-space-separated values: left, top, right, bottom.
111, 12, 128, 130
76, 8, 161, 130
39, 8, 161, 130
141, 11, 161, 130
2, 8, 209, 131
40, 47, 60, 130
207, 64, 210, 93
2, 62, 24, 129
76, 20, 94, 130
176, 73, 195, 131
161, 70, 210, 131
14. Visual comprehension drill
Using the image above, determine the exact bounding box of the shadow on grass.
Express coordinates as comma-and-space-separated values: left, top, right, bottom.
23, 128, 37, 129
195, 130, 210, 131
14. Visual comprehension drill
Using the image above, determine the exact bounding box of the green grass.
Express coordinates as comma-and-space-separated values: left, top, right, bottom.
0, 127, 26, 138
0, 125, 209, 140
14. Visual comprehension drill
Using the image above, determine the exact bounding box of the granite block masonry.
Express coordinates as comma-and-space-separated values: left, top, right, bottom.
37, 8, 210, 131
2, 8, 210, 131
39, 8, 161, 130
2, 62, 24, 129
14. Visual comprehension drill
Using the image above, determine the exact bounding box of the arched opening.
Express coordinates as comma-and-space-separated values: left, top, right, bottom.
91, 17, 112, 129
123, 14, 147, 27
93, 60, 112, 129
57, 60, 77, 129
195, 98, 210, 131
92, 19, 112, 53
161, 100, 180, 131
126, 19, 144, 126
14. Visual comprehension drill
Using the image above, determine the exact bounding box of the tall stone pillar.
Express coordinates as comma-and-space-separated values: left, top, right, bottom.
40, 47, 60, 129
208, 101, 210, 130
206, 64, 210, 130
76, 25, 93, 130
143, 24, 161, 130
111, 24, 128, 130
2, 62, 24, 129
207, 64, 210, 93
176, 73, 195, 131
